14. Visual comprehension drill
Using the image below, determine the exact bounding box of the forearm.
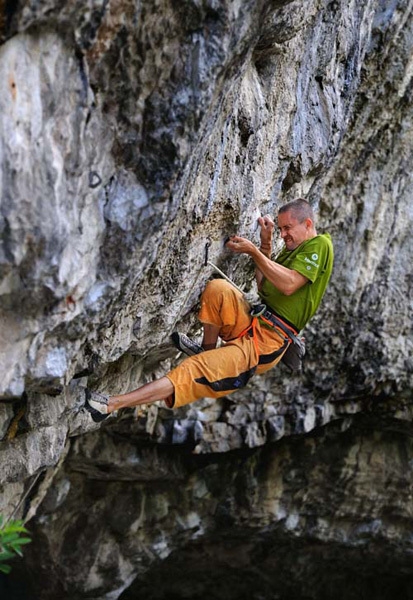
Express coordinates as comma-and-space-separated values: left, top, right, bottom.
255, 240, 272, 288
225, 233, 307, 295
251, 247, 306, 296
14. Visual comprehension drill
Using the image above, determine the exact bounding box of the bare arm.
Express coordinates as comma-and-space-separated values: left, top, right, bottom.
226, 236, 309, 296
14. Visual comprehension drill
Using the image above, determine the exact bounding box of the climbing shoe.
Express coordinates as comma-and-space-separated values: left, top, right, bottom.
84, 389, 110, 423
171, 332, 204, 357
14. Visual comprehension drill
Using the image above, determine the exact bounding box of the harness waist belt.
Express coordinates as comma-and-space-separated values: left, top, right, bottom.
262, 311, 299, 341
263, 307, 298, 335
250, 303, 300, 343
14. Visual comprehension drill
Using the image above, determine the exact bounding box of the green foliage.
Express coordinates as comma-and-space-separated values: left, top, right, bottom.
0, 515, 31, 574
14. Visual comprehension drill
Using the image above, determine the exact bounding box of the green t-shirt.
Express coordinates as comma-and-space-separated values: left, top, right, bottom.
258, 233, 334, 331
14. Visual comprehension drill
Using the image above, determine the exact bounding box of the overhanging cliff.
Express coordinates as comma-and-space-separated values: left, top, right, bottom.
0, 1, 413, 598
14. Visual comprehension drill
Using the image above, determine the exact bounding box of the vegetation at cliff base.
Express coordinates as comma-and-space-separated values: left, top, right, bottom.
0, 516, 31, 574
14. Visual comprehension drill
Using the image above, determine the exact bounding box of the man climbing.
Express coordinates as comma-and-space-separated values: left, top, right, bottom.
85, 198, 334, 422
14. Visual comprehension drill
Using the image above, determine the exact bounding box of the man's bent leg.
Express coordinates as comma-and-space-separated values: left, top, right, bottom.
199, 279, 251, 342
201, 323, 220, 350
172, 280, 250, 357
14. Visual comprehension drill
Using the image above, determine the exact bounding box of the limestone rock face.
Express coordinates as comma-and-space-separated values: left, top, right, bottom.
0, 0, 413, 598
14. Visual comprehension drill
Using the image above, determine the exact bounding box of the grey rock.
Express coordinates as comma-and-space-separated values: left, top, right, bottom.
0, 0, 412, 597
0, 402, 14, 440
0, 425, 68, 484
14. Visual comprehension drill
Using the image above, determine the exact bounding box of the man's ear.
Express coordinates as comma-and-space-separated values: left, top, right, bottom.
305, 217, 313, 229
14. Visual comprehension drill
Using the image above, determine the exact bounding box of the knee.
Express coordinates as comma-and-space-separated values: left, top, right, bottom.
202, 278, 234, 300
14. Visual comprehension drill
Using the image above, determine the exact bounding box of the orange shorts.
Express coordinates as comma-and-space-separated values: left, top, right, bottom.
166, 279, 289, 409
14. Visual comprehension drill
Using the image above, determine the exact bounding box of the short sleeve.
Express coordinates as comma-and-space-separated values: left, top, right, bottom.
287, 237, 330, 283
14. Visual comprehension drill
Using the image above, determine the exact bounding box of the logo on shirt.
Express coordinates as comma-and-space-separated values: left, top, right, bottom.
312, 253, 318, 261
304, 257, 319, 268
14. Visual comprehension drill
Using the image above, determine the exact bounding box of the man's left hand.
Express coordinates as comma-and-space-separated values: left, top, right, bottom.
225, 235, 256, 255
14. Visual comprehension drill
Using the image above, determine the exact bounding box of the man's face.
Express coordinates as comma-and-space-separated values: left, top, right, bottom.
277, 211, 310, 251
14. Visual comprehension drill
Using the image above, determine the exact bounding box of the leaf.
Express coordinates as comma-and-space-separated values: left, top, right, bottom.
11, 537, 31, 547
0, 564, 11, 574
0, 550, 15, 561
0, 533, 20, 544
3, 522, 27, 534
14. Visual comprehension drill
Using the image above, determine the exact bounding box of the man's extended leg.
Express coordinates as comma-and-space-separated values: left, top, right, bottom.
108, 376, 174, 412
86, 376, 174, 420
87, 280, 252, 420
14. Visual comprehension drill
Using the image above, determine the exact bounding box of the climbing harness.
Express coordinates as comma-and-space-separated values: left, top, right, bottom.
257, 307, 305, 371
256, 306, 299, 340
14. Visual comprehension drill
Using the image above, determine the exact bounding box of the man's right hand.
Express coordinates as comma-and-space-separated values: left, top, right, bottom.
258, 214, 275, 245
